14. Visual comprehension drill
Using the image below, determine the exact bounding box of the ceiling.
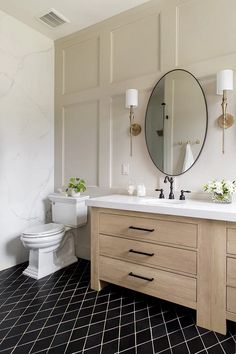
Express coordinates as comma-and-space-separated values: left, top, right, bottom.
0, 0, 151, 40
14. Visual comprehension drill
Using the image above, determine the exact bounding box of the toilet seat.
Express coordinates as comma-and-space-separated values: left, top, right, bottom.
22, 223, 65, 238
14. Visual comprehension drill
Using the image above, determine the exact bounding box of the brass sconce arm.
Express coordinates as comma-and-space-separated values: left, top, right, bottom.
216, 69, 234, 154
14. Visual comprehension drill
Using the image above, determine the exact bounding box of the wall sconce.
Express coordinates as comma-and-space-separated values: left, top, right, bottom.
125, 89, 141, 156
217, 69, 234, 154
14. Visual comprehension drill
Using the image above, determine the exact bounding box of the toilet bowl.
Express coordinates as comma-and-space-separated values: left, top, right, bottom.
21, 194, 89, 279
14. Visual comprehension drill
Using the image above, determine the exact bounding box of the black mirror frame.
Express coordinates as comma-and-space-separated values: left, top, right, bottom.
145, 69, 208, 176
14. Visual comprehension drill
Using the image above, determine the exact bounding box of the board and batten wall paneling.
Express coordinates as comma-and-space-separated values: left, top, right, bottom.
55, 0, 236, 259
111, 14, 160, 83
176, 0, 236, 66
63, 100, 99, 186
111, 91, 158, 189
62, 37, 100, 94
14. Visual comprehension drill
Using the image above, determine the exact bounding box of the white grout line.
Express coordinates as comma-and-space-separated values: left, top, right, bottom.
117, 294, 123, 353
98, 291, 112, 354
1, 262, 236, 354
147, 303, 156, 354
32, 261, 89, 354
160, 303, 173, 354
175, 309, 191, 354
10, 262, 82, 352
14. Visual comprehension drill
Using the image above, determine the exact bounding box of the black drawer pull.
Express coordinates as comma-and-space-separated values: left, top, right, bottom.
128, 272, 154, 282
129, 226, 155, 232
129, 249, 154, 257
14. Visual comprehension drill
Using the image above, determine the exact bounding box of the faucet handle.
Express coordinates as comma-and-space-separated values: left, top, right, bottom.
155, 188, 165, 199
179, 190, 191, 200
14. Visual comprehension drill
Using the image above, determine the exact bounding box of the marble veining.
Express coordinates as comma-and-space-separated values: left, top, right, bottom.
0, 11, 54, 270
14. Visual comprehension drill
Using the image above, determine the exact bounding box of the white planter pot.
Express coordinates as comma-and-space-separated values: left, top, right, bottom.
70, 190, 81, 197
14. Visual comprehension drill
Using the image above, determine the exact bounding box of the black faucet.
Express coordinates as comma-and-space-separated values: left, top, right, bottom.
164, 176, 174, 199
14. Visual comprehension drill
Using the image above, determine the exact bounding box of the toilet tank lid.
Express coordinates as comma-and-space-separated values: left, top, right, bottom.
23, 223, 64, 236
48, 193, 89, 204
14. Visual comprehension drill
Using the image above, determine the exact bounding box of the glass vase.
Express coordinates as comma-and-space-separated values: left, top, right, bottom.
212, 193, 232, 204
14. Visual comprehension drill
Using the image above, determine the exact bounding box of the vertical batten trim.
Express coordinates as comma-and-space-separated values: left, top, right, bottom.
175, 6, 179, 67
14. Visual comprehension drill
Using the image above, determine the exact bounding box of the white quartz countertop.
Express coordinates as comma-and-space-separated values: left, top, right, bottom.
86, 194, 236, 222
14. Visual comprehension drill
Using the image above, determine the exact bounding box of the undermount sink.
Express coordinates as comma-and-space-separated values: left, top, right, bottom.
140, 198, 185, 205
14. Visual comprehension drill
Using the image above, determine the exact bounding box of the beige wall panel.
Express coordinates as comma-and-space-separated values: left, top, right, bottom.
177, 0, 236, 65
63, 101, 99, 186
63, 37, 99, 94
111, 92, 158, 189
111, 14, 160, 83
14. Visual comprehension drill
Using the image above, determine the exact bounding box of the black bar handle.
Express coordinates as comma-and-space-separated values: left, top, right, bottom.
129, 249, 154, 257
128, 272, 154, 282
129, 226, 155, 232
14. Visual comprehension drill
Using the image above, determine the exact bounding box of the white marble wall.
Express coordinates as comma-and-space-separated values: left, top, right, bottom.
0, 11, 54, 270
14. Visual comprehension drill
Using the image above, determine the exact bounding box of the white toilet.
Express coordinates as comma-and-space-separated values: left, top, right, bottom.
21, 194, 89, 279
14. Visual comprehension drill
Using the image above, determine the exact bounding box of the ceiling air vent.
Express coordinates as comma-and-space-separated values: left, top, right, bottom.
37, 9, 70, 28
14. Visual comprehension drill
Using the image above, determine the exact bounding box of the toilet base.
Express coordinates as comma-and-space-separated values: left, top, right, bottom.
22, 232, 78, 280
23, 254, 78, 280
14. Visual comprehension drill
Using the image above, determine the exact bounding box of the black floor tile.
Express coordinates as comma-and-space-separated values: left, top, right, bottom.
48, 343, 67, 353
137, 341, 154, 353
51, 331, 71, 347
103, 327, 119, 343
172, 342, 189, 354
85, 332, 104, 349
119, 334, 135, 352
201, 331, 218, 348
17, 329, 40, 345
153, 335, 170, 353
101, 339, 118, 354
120, 323, 135, 338
166, 319, 180, 333
11, 342, 34, 354
152, 324, 167, 339
169, 329, 185, 347
221, 337, 236, 354
65, 338, 85, 353
187, 337, 204, 353
0, 259, 235, 354
183, 324, 199, 340
136, 328, 151, 345
207, 344, 225, 354
0, 334, 22, 351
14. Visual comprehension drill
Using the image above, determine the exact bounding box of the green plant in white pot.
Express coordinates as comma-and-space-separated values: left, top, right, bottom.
66, 177, 86, 197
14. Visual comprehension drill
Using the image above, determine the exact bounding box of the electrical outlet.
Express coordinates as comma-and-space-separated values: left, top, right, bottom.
121, 163, 129, 175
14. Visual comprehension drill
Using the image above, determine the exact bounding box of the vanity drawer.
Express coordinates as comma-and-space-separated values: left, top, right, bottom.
99, 234, 197, 275
99, 256, 197, 308
227, 257, 236, 287
99, 213, 197, 248
227, 286, 236, 313
227, 228, 236, 254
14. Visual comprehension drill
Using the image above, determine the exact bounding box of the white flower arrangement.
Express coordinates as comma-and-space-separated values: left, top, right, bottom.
203, 179, 236, 203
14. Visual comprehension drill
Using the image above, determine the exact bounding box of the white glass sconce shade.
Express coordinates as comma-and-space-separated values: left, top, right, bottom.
126, 89, 138, 108
217, 69, 233, 95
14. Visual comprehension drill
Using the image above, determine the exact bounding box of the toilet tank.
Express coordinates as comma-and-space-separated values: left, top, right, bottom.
48, 194, 89, 228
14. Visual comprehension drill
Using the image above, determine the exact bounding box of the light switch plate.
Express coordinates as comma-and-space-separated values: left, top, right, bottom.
121, 163, 129, 175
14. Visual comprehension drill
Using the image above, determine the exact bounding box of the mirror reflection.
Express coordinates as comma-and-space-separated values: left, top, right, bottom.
145, 69, 208, 176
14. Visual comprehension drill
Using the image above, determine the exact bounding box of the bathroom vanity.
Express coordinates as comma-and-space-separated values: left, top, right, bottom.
87, 195, 236, 335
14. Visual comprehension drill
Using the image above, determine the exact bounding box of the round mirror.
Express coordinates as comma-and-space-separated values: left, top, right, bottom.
145, 69, 208, 176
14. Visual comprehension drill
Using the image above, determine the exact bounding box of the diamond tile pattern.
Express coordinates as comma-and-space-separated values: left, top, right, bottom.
0, 259, 235, 353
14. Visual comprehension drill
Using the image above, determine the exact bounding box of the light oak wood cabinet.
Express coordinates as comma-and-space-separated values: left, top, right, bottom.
226, 223, 236, 323
91, 207, 234, 334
